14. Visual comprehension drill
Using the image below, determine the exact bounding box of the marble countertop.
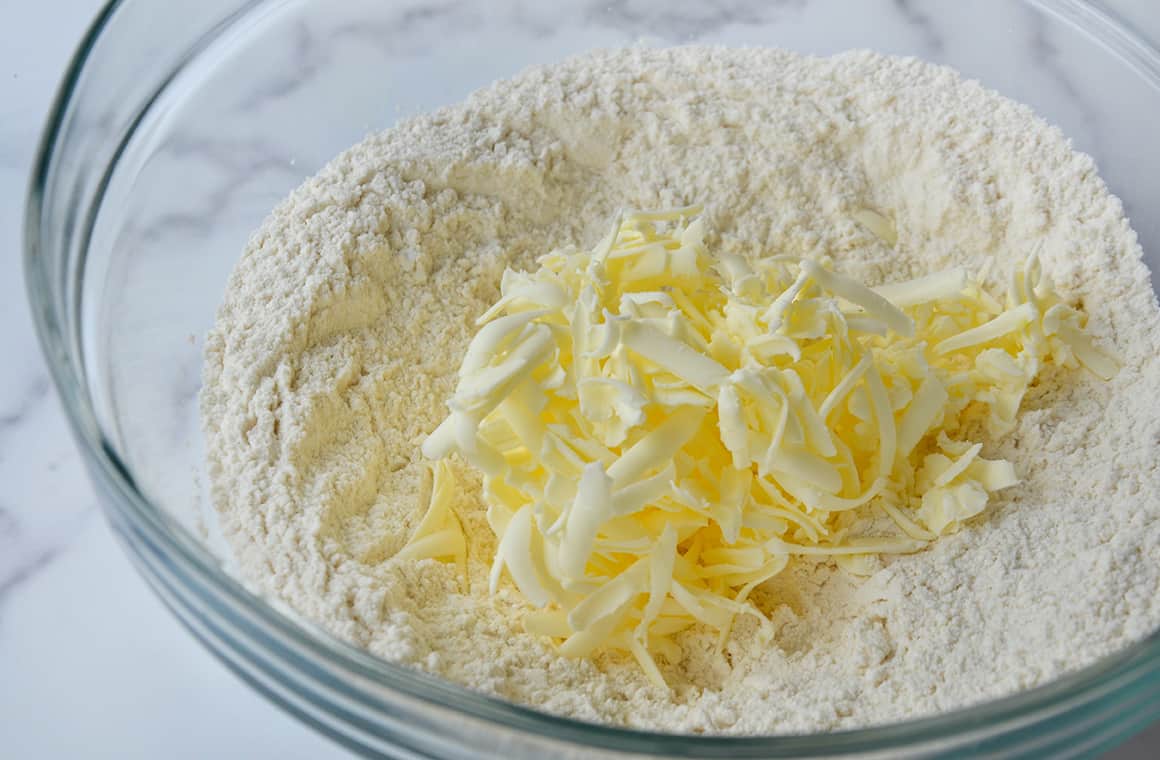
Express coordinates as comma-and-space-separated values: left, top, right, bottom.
4, 2, 1160, 758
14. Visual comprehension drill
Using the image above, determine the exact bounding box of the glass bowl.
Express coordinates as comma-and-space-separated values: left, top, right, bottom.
25, 0, 1160, 756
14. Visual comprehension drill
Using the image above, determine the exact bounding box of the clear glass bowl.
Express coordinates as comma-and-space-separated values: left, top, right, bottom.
25, 0, 1160, 757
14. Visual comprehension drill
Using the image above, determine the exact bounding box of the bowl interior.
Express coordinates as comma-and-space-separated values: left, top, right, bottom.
71, 0, 1160, 747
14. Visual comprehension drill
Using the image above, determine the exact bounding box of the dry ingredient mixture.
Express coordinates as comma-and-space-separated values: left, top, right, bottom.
201, 47, 1160, 734
409, 205, 1113, 687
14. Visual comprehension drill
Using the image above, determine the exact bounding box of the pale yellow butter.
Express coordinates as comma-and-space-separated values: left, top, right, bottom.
411, 207, 1115, 686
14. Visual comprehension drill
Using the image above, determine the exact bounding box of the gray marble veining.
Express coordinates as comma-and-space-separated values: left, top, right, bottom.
589, 0, 807, 40
0, 375, 51, 433
232, 23, 334, 112
127, 134, 299, 245
892, 0, 945, 54
1026, 3, 1104, 149
0, 510, 94, 604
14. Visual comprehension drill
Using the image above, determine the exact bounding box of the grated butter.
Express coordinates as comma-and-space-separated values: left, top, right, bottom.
414, 207, 1115, 686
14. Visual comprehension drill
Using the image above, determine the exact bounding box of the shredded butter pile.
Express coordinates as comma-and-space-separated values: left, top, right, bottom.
412, 206, 1114, 685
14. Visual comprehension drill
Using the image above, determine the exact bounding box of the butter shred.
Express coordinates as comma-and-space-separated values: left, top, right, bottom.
411, 207, 1115, 685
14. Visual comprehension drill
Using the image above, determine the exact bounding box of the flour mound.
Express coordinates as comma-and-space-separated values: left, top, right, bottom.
202, 47, 1160, 734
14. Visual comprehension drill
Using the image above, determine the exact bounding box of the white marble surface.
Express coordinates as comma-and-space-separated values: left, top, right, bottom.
3, 1, 1160, 758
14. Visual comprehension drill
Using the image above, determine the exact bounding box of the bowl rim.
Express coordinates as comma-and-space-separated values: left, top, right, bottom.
23, 0, 1160, 755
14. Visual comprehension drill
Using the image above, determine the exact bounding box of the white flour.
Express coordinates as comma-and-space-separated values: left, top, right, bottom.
201, 47, 1160, 734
